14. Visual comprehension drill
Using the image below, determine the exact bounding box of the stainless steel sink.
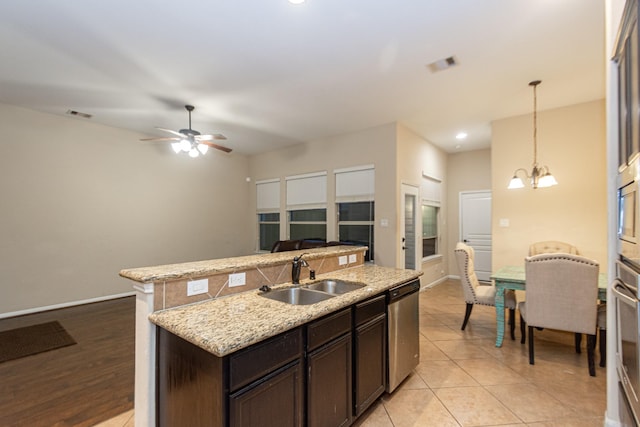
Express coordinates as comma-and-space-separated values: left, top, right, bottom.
259, 287, 335, 305
305, 279, 366, 294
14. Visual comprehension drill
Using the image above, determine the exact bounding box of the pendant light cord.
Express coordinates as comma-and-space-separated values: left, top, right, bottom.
530, 80, 541, 166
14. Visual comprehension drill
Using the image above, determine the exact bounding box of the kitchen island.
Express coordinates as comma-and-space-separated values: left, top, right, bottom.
120, 245, 421, 426
151, 265, 421, 426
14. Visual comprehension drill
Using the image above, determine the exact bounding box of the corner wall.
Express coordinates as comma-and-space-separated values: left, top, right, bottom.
0, 104, 252, 315
396, 124, 448, 285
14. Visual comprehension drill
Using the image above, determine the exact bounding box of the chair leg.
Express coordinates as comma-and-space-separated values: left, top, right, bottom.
461, 303, 473, 330
575, 333, 582, 354
528, 326, 535, 365
520, 314, 526, 344
599, 329, 606, 368
509, 309, 515, 340
587, 334, 596, 377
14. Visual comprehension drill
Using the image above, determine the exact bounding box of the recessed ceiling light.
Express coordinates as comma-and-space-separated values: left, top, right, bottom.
288, 0, 305, 4
427, 56, 458, 73
456, 132, 467, 140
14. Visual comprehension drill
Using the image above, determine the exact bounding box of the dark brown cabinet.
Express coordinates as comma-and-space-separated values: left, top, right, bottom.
157, 327, 303, 427
306, 308, 352, 427
353, 295, 387, 417
156, 292, 390, 427
229, 361, 303, 427
228, 328, 304, 427
616, 0, 640, 170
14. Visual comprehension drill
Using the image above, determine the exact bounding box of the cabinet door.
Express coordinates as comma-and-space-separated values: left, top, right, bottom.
354, 313, 386, 417
307, 333, 352, 427
229, 361, 303, 427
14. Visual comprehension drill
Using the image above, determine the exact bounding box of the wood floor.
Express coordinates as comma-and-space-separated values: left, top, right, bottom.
0, 296, 135, 427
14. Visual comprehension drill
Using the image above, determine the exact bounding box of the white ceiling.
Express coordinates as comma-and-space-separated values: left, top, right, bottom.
0, 0, 605, 156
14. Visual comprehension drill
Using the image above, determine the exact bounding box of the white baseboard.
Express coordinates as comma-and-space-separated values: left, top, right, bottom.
0, 292, 136, 319
420, 275, 456, 290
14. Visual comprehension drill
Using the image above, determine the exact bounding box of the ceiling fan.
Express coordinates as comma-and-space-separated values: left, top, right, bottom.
140, 105, 231, 157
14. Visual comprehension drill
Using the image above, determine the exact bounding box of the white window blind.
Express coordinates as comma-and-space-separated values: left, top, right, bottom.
286, 172, 327, 209
334, 165, 375, 203
421, 174, 441, 206
256, 179, 280, 212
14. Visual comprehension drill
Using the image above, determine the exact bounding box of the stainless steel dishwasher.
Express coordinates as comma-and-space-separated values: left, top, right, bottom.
386, 279, 420, 392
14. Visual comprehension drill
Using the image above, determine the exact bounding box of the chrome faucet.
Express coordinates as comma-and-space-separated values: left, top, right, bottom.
291, 253, 309, 285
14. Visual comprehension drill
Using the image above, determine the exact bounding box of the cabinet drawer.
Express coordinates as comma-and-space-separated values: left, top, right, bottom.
229, 328, 303, 391
355, 294, 386, 327
307, 308, 351, 351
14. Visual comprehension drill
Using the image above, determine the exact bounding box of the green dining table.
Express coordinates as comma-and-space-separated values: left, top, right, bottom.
491, 265, 607, 347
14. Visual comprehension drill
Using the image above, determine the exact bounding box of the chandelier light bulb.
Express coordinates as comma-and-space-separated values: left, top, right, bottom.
188, 148, 199, 158
180, 139, 191, 152
508, 176, 525, 189
197, 143, 209, 155
171, 142, 182, 153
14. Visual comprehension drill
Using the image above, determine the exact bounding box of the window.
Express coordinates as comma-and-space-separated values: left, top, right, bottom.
256, 179, 280, 252
288, 209, 327, 240
286, 172, 327, 240
338, 201, 374, 261
335, 165, 375, 261
421, 204, 438, 257
258, 212, 280, 251
421, 174, 441, 259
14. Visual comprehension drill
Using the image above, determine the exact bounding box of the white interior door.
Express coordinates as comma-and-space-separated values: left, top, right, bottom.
401, 184, 419, 270
460, 191, 492, 281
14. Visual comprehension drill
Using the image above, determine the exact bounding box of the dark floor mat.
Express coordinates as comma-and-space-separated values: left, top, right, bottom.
0, 321, 76, 363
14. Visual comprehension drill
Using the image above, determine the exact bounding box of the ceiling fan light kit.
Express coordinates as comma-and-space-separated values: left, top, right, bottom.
140, 105, 231, 157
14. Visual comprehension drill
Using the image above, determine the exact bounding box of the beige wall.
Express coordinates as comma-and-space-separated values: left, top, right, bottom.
0, 104, 252, 315
248, 122, 449, 283
491, 99, 607, 270
248, 123, 398, 267
446, 148, 491, 276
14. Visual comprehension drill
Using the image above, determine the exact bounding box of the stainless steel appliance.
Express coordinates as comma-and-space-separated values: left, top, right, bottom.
386, 279, 420, 393
618, 160, 640, 270
616, 1, 640, 424
614, 260, 640, 426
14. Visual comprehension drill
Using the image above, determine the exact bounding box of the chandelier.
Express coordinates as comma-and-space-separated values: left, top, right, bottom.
507, 80, 558, 190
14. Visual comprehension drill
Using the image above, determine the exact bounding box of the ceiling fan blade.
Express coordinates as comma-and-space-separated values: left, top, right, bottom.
199, 141, 232, 153
196, 133, 227, 141
155, 127, 187, 138
140, 136, 181, 142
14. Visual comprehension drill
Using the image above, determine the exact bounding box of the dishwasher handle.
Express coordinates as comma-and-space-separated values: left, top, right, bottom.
388, 280, 420, 303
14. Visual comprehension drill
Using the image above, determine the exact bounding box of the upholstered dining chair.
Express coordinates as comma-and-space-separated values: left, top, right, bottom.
519, 253, 599, 376
454, 242, 517, 339
528, 240, 579, 256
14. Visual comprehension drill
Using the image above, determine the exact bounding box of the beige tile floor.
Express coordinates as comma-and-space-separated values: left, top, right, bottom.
98, 279, 606, 427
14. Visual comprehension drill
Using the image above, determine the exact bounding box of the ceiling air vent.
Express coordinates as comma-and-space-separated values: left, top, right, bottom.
65, 109, 92, 119
427, 56, 458, 73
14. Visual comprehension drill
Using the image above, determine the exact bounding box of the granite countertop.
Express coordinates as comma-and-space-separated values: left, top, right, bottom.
119, 245, 366, 283
149, 264, 422, 357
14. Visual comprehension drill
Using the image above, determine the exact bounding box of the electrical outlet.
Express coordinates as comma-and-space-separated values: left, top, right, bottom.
339, 255, 348, 265
229, 272, 246, 287
348, 254, 357, 264
187, 278, 208, 296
